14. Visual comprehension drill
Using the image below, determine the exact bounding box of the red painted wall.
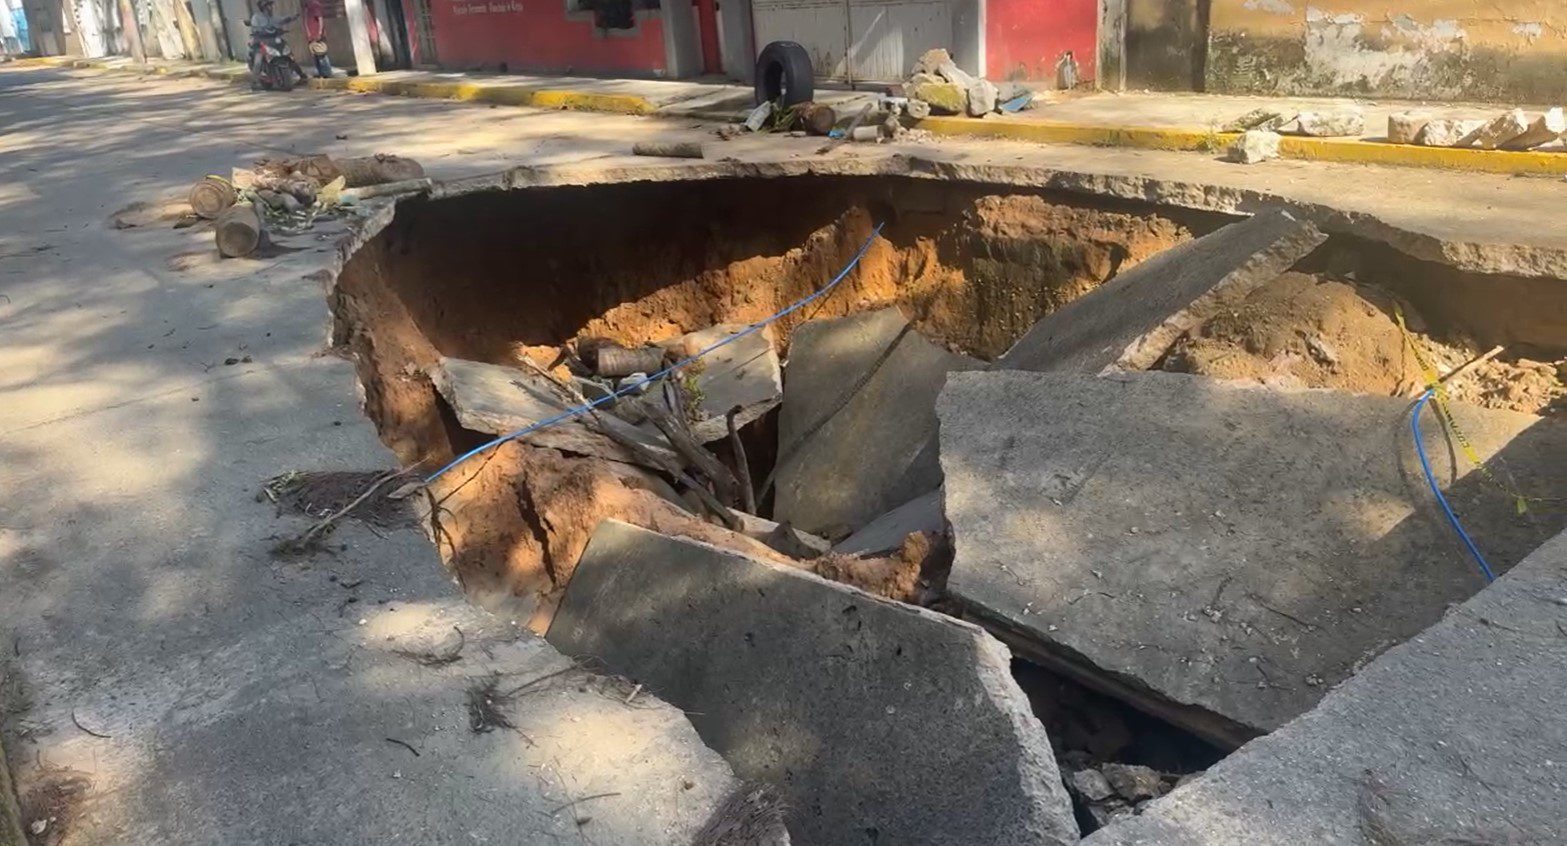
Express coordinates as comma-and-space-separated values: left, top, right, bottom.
402, 0, 666, 74
986, 0, 1097, 83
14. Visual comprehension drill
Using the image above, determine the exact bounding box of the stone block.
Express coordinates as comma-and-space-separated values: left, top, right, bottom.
909, 81, 966, 115
967, 78, 999, 116
1466, 108, 1530, 149
1386, 111, 1431, 144
547, 521, 1080, 846
1415, 118, 1486, 147
1500, 107, 1565, 150
1293, 108, 1364, 137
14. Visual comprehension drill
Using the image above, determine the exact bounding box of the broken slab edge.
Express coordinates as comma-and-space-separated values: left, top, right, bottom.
553, 519, 1079, 844
954, 596, 1260, 752
1113, 213, 1328, 372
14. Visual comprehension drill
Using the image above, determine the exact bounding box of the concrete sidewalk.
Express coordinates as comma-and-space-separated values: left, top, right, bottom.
26, 53, 1567, 176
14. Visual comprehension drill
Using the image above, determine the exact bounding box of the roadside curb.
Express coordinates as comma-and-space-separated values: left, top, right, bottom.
916, 115, 1567, 177
24, 56, 1567, 175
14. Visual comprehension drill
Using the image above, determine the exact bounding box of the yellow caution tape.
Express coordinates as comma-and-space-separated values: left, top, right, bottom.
1394, 307, 1557, 514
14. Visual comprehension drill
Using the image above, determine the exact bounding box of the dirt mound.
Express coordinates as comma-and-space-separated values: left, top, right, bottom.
1160, 271, 1565, 416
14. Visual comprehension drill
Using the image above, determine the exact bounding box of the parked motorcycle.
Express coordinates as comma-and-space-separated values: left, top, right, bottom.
247, 22, 306, 92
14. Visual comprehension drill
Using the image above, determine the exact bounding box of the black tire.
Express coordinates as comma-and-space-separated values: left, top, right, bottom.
754, 40, 813, 107
271, 59, 295, 92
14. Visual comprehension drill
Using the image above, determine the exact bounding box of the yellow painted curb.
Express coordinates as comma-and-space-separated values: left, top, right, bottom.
3, 56, 70, 68
307, 75, 654, 114
918, 115, 1567, 176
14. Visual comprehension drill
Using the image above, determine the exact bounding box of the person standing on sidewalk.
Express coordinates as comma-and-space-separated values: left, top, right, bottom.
303, 0, 333, 78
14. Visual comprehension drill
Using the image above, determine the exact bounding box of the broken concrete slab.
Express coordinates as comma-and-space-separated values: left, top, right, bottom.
1465, 108, 1530, 149
938, 371, 1567, 746
967, 78, 999, 116
773, 307, 983, 539
1415, 117, 1486, 147
430, 356, 679, 468
1088, 529, 1567, 845
1226, 130, 1280, 164
999, 211, 1326, 374
733, 510, 832, 559
663, 323, 782, 443
909, 81, 966, 115
832, 488, 945, 555
1500, 106, 1565, 150
547, 521, 1080, 846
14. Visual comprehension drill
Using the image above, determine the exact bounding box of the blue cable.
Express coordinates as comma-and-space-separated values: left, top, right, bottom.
423, 222, 886, 487
1411, 390, 1496, 583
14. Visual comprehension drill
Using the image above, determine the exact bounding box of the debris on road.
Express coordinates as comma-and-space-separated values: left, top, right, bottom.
547, 521, 1080, 846
659, 324, 782, 443
904, 48, 1036, 119
1226, 129, 1280, 164
1415, 117, 1487, 146
1292, 108, 1365, 137
632, 140, 704, 158
214, 202, 264, 257
189, 175, 238, 219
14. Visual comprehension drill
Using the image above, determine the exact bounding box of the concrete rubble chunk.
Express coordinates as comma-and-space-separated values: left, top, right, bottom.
1415, 117, 1486, 147
1226, 129, 1280, 164
1500, 106, 1566, 150
774, 307, 983, 539
733, 511, 832, 559
1069, 769, 1116, 803
1088, 530, 1567, 845
1385, 111, 1431, 144
999, 211, 1326, 374
1292, 108, 1364, 137
1466, 108, 1530, 149
429, 356, 680, 468
663, 323, 782, 443
1222, 107, 1288, 133
1100, 764, 1165, 801
938, 371, 1567, 745
967, 78, 999, 116
547, 521, 1080, 846
909, 81, 966, 115
832, 488, 946, 555
909, 47, 953, 78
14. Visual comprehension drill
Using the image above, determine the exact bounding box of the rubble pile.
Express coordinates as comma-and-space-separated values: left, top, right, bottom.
1224, 105, 1567, 153
903, 48, 1035, 119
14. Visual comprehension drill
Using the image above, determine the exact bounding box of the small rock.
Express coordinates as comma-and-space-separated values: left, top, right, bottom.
30, 819, 48, 835
1068, 768, 1115, 802
966, 78, 999, 116
1305, 335, 1339, 366
905, 98, 931, 120
1101, 763, 1165, 801
1294, 108, 1365, 137
1416, 118, 1487, 147
1386, 111, 1432, 144
1467, 109, 1530, 150
1227, 129, 1280, 164
935, 58, 976, 90
909, 81, 966, 115
1500, 107, 1565, 150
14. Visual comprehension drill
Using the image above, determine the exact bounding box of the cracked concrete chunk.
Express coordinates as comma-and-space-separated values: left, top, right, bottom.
664, 323, 782, 443
1226, 130, 1280, 164
938, 371, 1567, 745
999, 211, 1326, 374
1415, 118, 1487, 147
774, 307, 983, 539
1465, 109, 1531, 150
1500, 107, 1566, 150
547, 521, 1080, 846
1088, 530, 1567, 845
430, 356, 679, 468
1385, 111, 1431, 144
1292, 108, 1365, 137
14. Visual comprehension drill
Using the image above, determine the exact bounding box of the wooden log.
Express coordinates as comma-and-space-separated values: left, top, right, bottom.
189, 176, 238, 219
632, 141, 704, 158
215, 203, 263, 258
341, 178, 433, 202
792, 102, 837, 136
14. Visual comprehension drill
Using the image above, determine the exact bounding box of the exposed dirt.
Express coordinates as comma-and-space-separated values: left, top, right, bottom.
17, 767, 91, 846
263, 469, 414, 528
1161, 271, 1565, 416
332, 177, 1209, 612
